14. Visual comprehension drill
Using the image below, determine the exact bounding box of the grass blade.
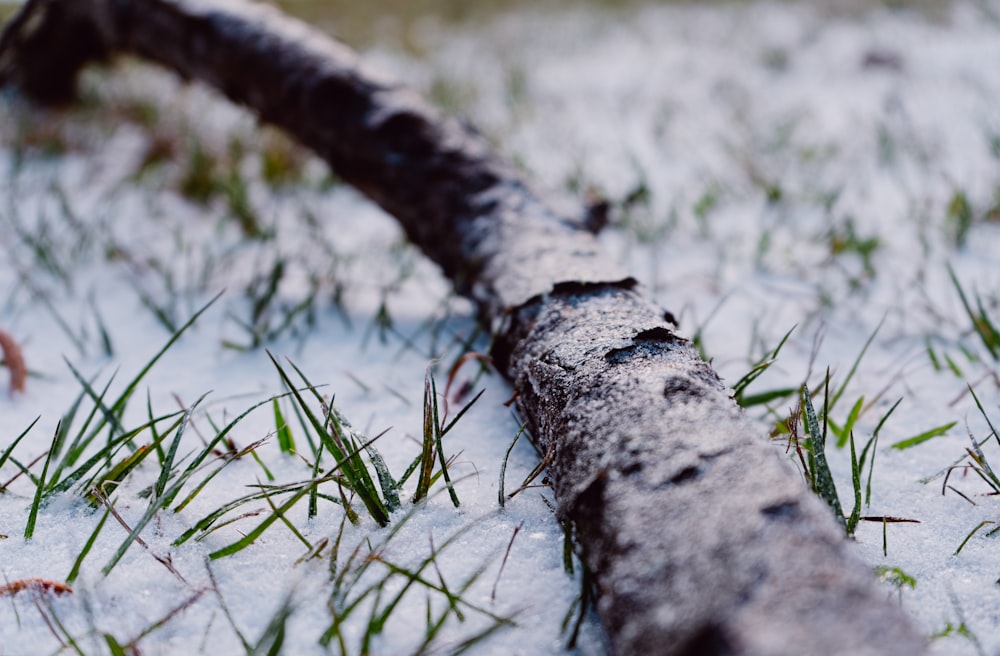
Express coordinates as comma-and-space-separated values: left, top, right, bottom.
209, 477, 318, 559
949, 264, 1000, 359
891, 421, 957, 450
413, 370, 436, 504
863, 398, 901, 505
968, 385, 1000, 448
0, 416, 39, 477
365, 440, 400, 513
833, 395, 864, 449
272, 398, 295, 455
498, 423, 526, 508
802, 384, 845, 529
67, 505, 112, 583
846, 431, 862, 534
431, 375, 460, 508
732, 325, 795, 405
828, 318, 882, 415
24, 422, 60, 539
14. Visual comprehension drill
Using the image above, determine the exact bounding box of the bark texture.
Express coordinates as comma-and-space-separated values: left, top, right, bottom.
1, 2, 927, 654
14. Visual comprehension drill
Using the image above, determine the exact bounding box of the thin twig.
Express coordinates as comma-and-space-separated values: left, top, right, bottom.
491, 522, 523, 602
92, 488, 188, 585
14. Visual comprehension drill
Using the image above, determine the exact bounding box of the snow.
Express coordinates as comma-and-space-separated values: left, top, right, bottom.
3, 1, 1000, 654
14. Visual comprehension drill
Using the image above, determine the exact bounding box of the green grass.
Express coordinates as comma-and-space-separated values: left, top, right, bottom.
732, 325, 797, 408
17, 295, 221, 543
797, 382, 843, 527
949, 264, 1000, 361
0, 258, 531, 652
931, 594, 987, 656
875, 565, 916, 604
939, 387, 1000, 556
890, 421, 957, 450
768, 362, 912, 538
0, 328, 527, 653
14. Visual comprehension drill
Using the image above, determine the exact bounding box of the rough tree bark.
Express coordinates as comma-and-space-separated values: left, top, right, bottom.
0, 1, 927, 654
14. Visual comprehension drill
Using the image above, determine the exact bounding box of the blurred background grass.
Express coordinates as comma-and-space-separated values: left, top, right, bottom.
274, 0, 949, 45
0, 0, 951, 48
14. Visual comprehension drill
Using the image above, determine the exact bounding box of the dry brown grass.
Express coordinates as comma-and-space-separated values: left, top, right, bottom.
0, 578, 72, 598
0, 328, 26, 394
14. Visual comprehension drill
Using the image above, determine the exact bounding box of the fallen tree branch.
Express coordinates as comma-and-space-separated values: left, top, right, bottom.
0, 1, 927, 653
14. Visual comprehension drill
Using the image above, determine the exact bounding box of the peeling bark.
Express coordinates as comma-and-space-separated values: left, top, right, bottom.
0, 1, 927, 654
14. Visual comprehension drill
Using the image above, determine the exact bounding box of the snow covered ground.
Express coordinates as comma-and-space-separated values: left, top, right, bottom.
2, 1, 1000, 654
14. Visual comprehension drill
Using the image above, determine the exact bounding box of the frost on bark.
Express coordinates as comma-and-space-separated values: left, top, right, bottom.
0, 1, 926, 654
